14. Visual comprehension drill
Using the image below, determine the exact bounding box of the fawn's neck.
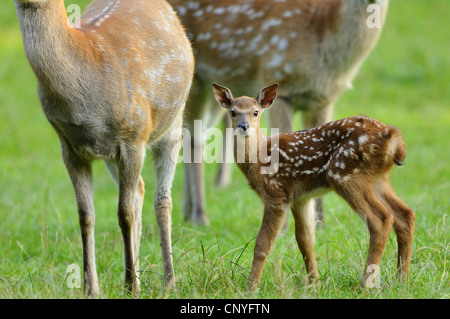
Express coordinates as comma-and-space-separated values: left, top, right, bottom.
233, 129, 268, 172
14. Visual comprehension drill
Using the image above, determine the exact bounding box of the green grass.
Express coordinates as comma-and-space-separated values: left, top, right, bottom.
0, 0, 448, 299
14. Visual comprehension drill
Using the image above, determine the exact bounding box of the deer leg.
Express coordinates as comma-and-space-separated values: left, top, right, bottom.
116, 145, 145, 294
182, 131, 205, 224
333, 180, 394, 288
301, 104, 335, 226
291, 198, 319, 281
106, 161, 145, 282
247, 204, 287, 290
151, 117, 184, 289
265, 98, 294, 134
375, 178, 415, 281
133, 176, 144, 276
182, 158, 192, 222
184, 154, 208, 225
61, 141, 99, 296
183, 81, 211, 226
215, 114, 233, 188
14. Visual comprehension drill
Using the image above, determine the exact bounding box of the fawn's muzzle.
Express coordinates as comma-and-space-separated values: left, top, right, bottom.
238, 121, 250, 132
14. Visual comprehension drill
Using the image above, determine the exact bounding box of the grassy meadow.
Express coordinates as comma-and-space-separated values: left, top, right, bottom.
0, 0, 448, 299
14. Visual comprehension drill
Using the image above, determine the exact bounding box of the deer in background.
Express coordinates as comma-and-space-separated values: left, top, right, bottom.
212, 83, 415, 289
14, 0, 194, 295
168, 0, 389, 225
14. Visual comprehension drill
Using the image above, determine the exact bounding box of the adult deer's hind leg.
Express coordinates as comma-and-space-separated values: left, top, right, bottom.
183, 80, 212, 225
301, 103, 335, 226
215, 115, 233, 188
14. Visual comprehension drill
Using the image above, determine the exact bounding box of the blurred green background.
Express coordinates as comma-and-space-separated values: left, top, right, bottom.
0, 0, 448, 298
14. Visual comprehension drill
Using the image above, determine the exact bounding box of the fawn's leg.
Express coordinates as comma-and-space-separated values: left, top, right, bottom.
301, 103, 334, 225
291, 198, 319, 281
375, 178, 415, 280
333, 180, 394, 288
247, 204, 287, 290
151, 116, 183, 289
61, 141, 99, 296
116, 144, 145, 294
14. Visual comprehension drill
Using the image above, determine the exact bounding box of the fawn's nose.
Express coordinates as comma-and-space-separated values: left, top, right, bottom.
238, 121, 249, 132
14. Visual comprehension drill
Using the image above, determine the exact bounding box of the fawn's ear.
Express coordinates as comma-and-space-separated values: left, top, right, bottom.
212, 83, 234, 109
257, 83, 279, 109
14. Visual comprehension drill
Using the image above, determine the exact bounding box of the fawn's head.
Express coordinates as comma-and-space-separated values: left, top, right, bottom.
212, 83, 278, 136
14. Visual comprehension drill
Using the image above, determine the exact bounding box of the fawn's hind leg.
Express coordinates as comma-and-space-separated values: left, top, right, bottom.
332, 179, 394, 287
291, 198, 319, 281
375, 177, 415, 280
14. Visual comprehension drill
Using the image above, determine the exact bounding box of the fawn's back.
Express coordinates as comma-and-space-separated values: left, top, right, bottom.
265, 116, 406, 198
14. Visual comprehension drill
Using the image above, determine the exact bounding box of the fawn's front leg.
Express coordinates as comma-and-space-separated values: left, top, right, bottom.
61, 140, 99, 296
247, 204, 287, 291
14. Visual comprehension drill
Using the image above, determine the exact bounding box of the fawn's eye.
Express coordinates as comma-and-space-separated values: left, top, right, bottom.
231, 110, 236, 117
254, 110, 259, 117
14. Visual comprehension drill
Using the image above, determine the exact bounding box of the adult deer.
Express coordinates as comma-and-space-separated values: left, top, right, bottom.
14, 0, 194, 295
213, 83, 415, 289
168, 0, 389, 225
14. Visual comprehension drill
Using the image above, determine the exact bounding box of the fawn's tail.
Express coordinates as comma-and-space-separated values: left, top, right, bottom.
388, 126, 407, 166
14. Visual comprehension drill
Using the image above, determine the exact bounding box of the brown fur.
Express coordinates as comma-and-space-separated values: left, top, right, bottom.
15, 0, 194, 295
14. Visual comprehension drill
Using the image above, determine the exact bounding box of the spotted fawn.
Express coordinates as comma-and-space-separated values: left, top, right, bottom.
213, 83, 415, 289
